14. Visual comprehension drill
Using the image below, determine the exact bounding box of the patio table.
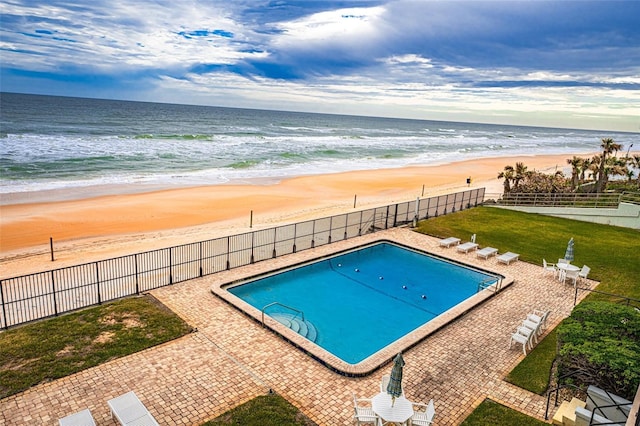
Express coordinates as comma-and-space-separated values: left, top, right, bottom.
372, 392, 414, 425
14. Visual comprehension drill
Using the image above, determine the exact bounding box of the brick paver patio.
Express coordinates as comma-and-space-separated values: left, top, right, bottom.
0, 228, 596, 425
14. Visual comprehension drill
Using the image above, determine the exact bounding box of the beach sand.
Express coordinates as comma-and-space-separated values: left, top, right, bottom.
0, 153, 590, 277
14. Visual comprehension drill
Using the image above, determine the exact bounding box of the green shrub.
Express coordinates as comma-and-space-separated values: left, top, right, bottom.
557, 301, 640, 400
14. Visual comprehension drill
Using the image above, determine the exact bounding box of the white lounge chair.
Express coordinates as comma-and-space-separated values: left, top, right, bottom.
457, 242, 478, 253
108, 391, 159, 426
59, 408, 96, 426
497, 252, 519, 265
353, 393, 380, 426
542, 259, 557, 277
476, 247, 498, 259
457, 234, 478, 253
577, 265, 590, 283
438, 237, 460, 248
411, 399, 435, 426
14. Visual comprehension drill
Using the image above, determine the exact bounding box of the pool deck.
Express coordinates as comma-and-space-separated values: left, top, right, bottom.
0, 228, 597, 425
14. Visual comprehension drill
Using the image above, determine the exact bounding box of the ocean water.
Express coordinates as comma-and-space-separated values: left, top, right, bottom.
0, 92, 634, 199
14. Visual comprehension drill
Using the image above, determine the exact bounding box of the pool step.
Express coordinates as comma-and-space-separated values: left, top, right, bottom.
270, 313, 318, 342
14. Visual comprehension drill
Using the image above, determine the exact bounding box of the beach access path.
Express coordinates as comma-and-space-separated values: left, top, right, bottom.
0, 228, 597, 425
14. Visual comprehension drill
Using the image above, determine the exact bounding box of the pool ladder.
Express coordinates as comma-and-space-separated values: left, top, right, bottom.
477, 277, 503, 293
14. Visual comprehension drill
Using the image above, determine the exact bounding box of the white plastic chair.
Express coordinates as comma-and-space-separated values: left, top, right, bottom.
353, 393, 380, 426
411, 399, 435, 426
578, 265, 591, 283
563, 269, 580, 287
542, 259, 557, 277
527, 309, 549, 333
509, 326, 534, 355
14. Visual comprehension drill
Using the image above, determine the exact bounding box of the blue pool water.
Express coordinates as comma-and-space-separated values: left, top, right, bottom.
228, 242, 499, 364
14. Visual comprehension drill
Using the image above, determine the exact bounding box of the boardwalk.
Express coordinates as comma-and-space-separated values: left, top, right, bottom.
0, 228, 595, 425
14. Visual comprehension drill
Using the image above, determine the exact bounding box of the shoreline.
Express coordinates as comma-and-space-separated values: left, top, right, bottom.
0, 152, 594, 277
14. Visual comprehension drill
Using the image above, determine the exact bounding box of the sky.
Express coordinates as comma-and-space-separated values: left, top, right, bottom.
1, 0, 639, 132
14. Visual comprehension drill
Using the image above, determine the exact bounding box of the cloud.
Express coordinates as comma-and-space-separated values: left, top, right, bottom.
1, 0, 639, 131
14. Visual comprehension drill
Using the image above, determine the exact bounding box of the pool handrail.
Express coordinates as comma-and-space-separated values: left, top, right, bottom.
261, 301, 305, 326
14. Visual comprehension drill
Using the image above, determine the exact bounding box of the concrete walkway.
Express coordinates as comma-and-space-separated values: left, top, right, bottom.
0, 228, 596, 425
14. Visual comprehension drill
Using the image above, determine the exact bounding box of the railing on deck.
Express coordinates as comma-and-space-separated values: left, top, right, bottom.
0, 188, 485, 329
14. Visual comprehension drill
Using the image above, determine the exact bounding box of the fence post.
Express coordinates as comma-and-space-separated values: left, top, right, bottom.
50, 237, 55, 262
293, 223, 297, 253
199, 241, 203, 277
251, 232, 255, 264
134, 253, 140, 294
169, 248, 173, 284
51, 270, 58, 316
272, 228, 277, 258
0, 279, 7, 329
96, 263, 102, 304
226, 237, 231, 270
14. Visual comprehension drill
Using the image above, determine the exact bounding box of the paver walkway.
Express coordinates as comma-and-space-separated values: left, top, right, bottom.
0, 228, 596, 425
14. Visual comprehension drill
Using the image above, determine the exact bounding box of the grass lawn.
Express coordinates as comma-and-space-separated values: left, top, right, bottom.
202, 392, 318, 426
460, 399, 548, 426
416, 206, 639, 423
0, 295, 192, 399
415, 206, 640, 300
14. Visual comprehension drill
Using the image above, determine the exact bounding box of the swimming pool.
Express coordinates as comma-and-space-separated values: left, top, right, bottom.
218, 240, 508, 375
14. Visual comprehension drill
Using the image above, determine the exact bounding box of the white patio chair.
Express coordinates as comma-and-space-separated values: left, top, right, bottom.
521, 319, 541, 342
380, 374, 404, 396
353, 393, 380, 426
563, 268, 580, 287
509, 326, 534, 355
411, 399, 435, 426
527, 309, 550, 332
542, 259, 557, 277
578, 265, 591, 283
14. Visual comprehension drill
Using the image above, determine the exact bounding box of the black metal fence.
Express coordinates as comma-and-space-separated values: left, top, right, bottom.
0, 188, 485, 329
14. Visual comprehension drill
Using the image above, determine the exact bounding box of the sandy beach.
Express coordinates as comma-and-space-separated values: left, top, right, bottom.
0, 153, 592, 278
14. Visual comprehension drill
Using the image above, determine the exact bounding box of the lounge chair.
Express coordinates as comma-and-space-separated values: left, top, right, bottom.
108, 391, 159, 426
59, 408, 96, 426
353, 393, 380, 426
542, 259, 557, 277
476, 247, 498, 259
456, 234, 478, 253
497, 252, 519, 264
438, 237, 460, 248
411, 399, 435, 426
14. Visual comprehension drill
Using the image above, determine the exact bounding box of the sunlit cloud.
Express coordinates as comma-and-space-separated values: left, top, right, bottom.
1, 0, 639, 132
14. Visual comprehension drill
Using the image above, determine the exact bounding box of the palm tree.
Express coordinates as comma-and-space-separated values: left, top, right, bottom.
596, 138, 623, 192
498, 165, 515, 194
579, 157, 592, 182
514, 162, 528, 190
567, 156, 583, 190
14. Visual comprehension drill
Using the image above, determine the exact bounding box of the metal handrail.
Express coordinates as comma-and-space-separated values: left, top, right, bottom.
261, 302, 304, 326
477, 277, 500, 293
